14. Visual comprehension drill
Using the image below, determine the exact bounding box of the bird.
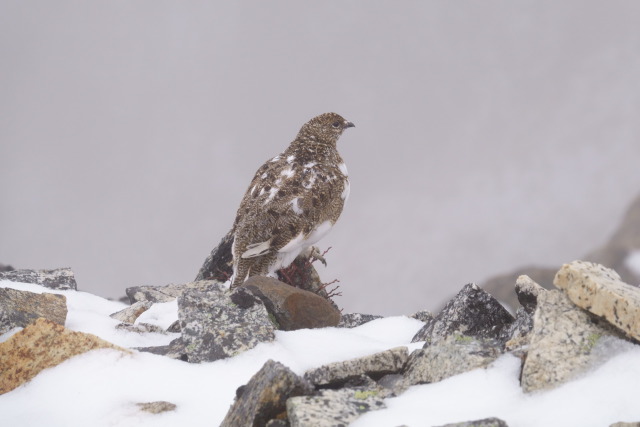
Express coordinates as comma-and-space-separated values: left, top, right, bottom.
229, 112, 354, 288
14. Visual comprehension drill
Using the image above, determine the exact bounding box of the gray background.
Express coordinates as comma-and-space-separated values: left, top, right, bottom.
2, 1, 640, 315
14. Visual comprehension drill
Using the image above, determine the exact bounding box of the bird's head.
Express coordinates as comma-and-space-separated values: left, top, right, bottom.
297, 112, 355, 146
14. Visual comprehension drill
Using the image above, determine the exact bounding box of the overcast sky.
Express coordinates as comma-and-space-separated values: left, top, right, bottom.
2, 1, 640, 315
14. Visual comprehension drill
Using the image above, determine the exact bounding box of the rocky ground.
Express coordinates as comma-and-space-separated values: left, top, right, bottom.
1, 258, 640, 426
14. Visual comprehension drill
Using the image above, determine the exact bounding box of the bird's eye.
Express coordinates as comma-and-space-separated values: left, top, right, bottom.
331, 121, 341, 128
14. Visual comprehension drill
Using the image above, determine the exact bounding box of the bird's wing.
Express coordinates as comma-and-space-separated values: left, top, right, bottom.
241, 239, 272, 258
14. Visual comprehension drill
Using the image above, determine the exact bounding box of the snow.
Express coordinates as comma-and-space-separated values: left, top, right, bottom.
2, 280, 640, 427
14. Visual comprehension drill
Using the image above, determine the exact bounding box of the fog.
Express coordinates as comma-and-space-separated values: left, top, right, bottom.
2, 1, 640, 315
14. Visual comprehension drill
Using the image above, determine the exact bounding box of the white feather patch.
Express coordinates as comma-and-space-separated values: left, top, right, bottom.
338, 162, 348, 176
290, 197, 303, 215
281, 168, 295, 178
242, 240, 272, 258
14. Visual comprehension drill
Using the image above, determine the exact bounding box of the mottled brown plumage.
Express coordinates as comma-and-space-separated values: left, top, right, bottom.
230, 112, 354, 287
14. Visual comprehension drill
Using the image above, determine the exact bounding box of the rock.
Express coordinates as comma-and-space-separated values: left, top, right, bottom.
286, 387, 386, 427
435, 418, 509, 427
0, 264, 14, 272
410, 309, 434, 323
266, 420, 290, 427
0, 318, 128, 394
554, 260, 640, 341
115, 322, 166, 334
376, 373, 408, 397
515, 275, 546, 314
337, 313, 383, 328
0, 267, 77, 291
520, 289, 623, 392
275, 251, 338, 309
304, 347, 408, 387
501, 307, 534, 352
411, 283, 514, 344
482, 266, 557, 310
242, 276, 341, 330
135, 337, 187, 360
178, 283, 275, 363
195, 229, 234, 282
220, 359, 313, 427
0, 287, 67, 335
136, 401, 177, 414
403, 333, 502, 386
109, 301, 153, 323
610, 423, 640, 427
125, 281, 211, 304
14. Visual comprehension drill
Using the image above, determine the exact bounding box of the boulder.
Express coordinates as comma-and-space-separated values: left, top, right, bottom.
412, 283, 514, 344
109, 301, 153, 324
337, 313, 383, 328
195, 229, 234, 282
520, 289, 624, 392
0, 318, 128, 394
125, 281, 210, 304
410, 309, 434, 323
220, 359, 313, 427
304, 347, 409, 387
286, 387, 386, 427
242, 276, 340, 330
178, 283, 275, 363
0, 287, 67, 335
404, 333, 502, 386
0, 267, 77, 291
554, 260, 640, 341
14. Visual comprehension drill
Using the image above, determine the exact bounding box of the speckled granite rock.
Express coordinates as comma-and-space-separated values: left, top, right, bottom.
304, 347, 408, 387
554, 260, 640, 341
178, 283, 275, 363
220, 359, 313, 427
109, 301, 153, 324
520, 289, 623, 392
0, 287, 67, 335
125, 281, 212, 304
337, 313, 383, 328
0, 318, 128, 394
0, 268, 77, 291
287, 387, 386, 427
412, 283, 514, 344
435, 418, 509, 427
136, 401, 177, 414
404, 333, 502, 385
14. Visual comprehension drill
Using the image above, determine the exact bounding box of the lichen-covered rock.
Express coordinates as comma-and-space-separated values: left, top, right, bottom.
515, 275, 546, 314
178, 283, 275, 363
0, 287, 67, 335
242, 276, 340, 330
115, 322, 166, 334
435, 418, 509, 427
0, 318, 128, 394
195, 229, 234, 282
337, 313, 384, 328
554, 260, 640, 341
304, 347, 408, 387
125, 281, 212, 304
135, 337, 186, 360
287, 388, 386, 427
220, 360, 313, 427
0, 267, 77, 291
109, 301, 153, 323
404, 333, 502, 386
411, 283, 514, 344
410, 309, 434, 323
136, 401, 177, 414
520, 289, 623, 392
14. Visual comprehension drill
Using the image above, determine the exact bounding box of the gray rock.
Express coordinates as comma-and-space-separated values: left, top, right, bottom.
610, 423, 640, 427
242, 276, 341, 330
404, 333, 502, 386
435, 418, 509, 427
136, 401, 177, 414
0, 288, 67, 335
337, 313, 383, 328
515, 275, 546, 313
195, 229, 234, 283
554, 260, 640, 341
482, 266, 557, 310
287, 388, 386, 427
520, 289, 623, 392
220, 359, 313, 427
135, 337, 187, 360
377, 373, 408, 397
125, 281, 211, 304
0, 264, 14, 272
115, 322, 166, 334
411, 283, 514, 344
304, 347, 408, 387
265, 420, 290, 427
501, 307, 534, 352
0, 268, 77, 291
178, 283, 275, 363
109, 301, 153, 324
410, 309, 434, 323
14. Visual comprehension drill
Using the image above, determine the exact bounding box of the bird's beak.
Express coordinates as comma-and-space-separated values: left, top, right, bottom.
344, 121, 355, 129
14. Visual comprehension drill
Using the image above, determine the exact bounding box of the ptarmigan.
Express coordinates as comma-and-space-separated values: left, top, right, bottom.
230, 112, 354, 288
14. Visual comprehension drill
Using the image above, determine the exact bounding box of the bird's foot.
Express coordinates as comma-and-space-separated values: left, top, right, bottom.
308, 246, 327, 266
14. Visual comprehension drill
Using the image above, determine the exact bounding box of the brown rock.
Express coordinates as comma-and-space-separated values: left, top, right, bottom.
0, 318, 128, 394
242, 276, 341, 330
0, 287, 67, 335
109, 301, 153, 324
136, 401, 177, 414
